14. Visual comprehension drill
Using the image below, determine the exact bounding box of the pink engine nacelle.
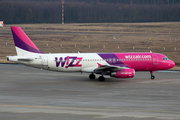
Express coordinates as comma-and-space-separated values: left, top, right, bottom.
110, 69, 135, 78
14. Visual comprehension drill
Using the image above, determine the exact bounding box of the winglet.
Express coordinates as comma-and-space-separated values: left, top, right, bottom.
97, 63, 102, 68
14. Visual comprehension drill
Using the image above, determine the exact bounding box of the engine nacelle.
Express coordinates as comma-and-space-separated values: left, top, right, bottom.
110, 69, 135, 78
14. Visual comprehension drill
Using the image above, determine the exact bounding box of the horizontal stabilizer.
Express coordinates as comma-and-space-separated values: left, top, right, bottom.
7, 56, 33, 62
18, 58, 33, 61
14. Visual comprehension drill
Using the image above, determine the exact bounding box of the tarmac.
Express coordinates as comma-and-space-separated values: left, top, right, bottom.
0, 64, 180, 120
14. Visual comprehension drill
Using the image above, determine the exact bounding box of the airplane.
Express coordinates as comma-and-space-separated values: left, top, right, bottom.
7, 26, 175, 81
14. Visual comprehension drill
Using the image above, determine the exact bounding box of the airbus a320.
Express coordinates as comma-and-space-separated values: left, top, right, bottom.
7, 26, 175, 81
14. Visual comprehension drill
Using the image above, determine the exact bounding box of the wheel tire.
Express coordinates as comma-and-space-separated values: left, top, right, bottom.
151, 76, 155, 80
89, 74, 95, 79
98, 76, 105, 81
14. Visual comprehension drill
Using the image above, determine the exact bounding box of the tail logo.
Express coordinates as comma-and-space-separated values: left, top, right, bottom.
11, 26, 43, 54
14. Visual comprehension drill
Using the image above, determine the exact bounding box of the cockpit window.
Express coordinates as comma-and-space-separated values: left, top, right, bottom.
163, 57, 168, 60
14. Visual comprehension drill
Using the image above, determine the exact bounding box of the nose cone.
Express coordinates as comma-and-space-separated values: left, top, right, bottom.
158, 60, 175, 70
168, 60, 175, 69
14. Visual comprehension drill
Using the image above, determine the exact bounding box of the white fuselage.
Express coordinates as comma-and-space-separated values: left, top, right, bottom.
11, 53, 107, 73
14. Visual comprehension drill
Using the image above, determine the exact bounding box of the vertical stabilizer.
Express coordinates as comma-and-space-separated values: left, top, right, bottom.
11, 26, 43, 56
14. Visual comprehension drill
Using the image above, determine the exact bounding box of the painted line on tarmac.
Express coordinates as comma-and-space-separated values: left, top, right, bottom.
139, 79, 180, 84
0, 104, 180, 114
157, 70, 180, 73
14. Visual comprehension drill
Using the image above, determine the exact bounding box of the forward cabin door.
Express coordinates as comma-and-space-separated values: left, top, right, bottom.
153, 55, 158, 65
153, 55, 158, 70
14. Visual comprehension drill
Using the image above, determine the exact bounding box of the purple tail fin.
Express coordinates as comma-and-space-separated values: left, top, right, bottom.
11, 26, 43, 55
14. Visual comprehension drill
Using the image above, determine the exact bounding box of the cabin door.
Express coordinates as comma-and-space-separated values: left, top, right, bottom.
153, 55, 158, 65
42, 56, 48, 69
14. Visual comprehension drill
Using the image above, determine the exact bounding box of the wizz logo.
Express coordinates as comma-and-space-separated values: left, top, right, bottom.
55, 56, 82, 69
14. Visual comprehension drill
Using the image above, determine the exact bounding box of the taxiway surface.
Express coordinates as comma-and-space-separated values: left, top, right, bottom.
0, 64, 180, 120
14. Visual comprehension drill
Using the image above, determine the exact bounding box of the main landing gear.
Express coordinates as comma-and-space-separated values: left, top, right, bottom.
89, 73, 105, 81
89, 73, 96, 79
98, 76, 105, 82
150, 71, 155, 80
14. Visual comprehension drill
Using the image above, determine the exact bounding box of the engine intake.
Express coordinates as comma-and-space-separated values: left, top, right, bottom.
110, 69, 135, 78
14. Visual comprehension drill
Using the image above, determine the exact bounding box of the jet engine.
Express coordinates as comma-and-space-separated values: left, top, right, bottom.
110, 69, 135, 78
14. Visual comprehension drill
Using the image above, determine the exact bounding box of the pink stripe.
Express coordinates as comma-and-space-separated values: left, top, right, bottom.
11, 27, 39, 50
65, 56, 69, 69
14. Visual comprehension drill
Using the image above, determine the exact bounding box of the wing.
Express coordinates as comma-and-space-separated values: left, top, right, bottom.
94, 64, 129, 75
81, 63, 130, 74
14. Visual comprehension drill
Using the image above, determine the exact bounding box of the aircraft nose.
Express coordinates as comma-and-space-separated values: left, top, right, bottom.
168, 60, 175, 68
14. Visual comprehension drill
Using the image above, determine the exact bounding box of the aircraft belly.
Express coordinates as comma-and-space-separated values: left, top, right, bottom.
63, 67, 80, 72
134, 62, 153, 71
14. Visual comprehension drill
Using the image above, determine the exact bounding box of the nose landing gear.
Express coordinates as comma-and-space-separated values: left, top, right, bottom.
150, 71, 155, 80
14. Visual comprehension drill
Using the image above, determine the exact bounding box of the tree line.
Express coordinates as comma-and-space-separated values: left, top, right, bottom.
1, 0, 180, 5
0, 0, 180, 24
